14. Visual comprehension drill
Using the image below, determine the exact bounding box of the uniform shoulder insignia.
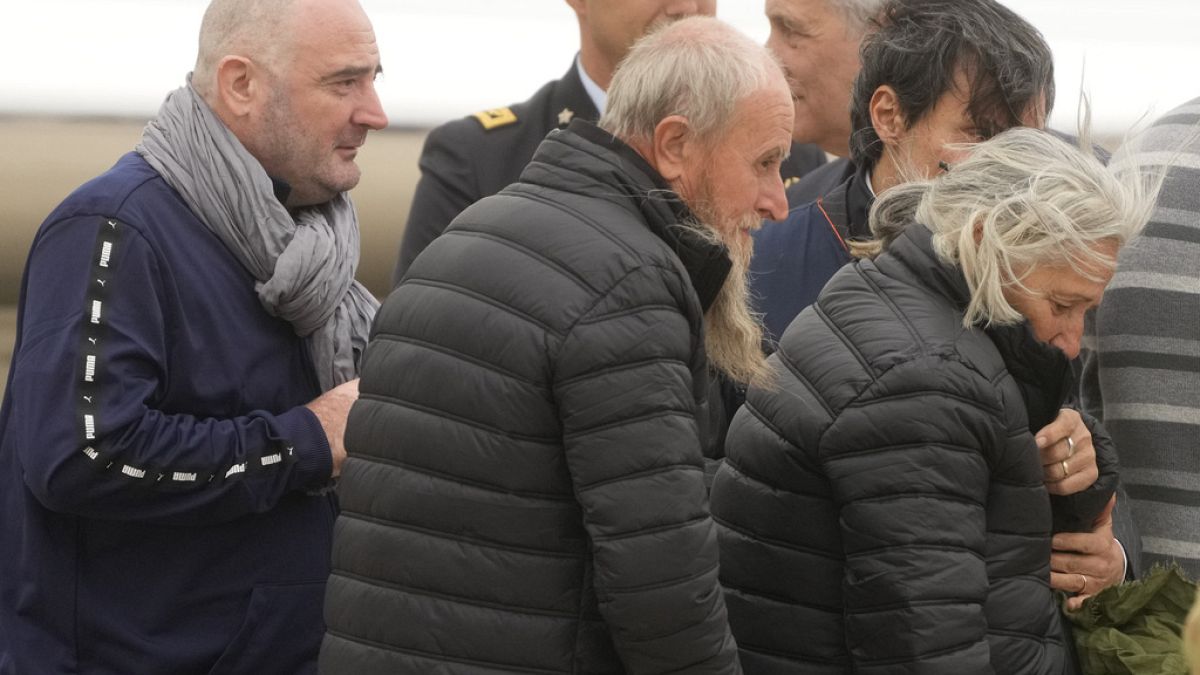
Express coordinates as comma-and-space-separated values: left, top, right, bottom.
783, 176, 801, 189
473, 107, 518, 131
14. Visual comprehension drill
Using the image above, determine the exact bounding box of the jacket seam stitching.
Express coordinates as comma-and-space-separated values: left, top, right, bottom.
439, 227, 602, 297
324, 627, 568, 674
368, 333, 550, 390
555, 355, 689, 389
589, 513, 709, 544
336, 510, 583, 558
400, 278, 566, 338
342, 454, 574, 501
561, 408, 694, 442
575, 462, 701, 493
714, 513, 839, 560
357, 393, 560, 445
721, 580, 842, 612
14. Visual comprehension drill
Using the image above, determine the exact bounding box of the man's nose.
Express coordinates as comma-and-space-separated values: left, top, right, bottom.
355, 83, 389, 131
758, 174, 788, 222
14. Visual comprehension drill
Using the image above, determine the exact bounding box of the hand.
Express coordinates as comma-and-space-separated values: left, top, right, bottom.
1051, 495, 1124, 611
305, 378, 359, 478
1036, 409, 1098, 496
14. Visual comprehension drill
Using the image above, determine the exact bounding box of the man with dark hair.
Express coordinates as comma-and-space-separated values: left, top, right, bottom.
392, 0, 829, 284
753, 0, 1053, 345
322, 17, 791, 674
0, 0, 384, 672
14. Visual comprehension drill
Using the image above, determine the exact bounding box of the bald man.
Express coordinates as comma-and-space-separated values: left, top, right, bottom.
0, 0, 386, 672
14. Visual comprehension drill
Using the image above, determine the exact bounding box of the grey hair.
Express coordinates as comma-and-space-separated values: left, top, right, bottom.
869, 127, 1160, 328
192, 0, 298, 99
828, 0, 888, 32
599, 16, 785, 144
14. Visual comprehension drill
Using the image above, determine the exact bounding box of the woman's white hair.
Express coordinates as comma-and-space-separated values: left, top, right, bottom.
599, 16, 784, 144
869, 127, 1160, 328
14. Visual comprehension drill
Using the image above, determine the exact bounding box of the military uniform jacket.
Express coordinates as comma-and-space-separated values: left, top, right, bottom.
394, 60, 828, 283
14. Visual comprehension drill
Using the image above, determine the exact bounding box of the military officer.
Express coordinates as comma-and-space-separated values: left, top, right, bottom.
393, 0, 828, 283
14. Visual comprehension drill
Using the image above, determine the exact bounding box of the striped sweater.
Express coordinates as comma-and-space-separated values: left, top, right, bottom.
1081, 97, 1200, 578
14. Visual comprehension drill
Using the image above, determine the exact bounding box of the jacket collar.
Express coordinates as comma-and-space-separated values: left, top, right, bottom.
548, 60, 601, 131
885, 224, 1073, 430
813, 161, 875, 247
551, 120, 733, 312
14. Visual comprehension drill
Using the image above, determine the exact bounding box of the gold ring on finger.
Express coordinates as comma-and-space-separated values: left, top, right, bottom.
1061, 459, 1070, 479
1078, 573, 1088, 594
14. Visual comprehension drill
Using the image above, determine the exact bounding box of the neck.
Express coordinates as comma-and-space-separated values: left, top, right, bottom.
819, 136, 851, 158
576, 43, 614, 91
869, 151, 903, 196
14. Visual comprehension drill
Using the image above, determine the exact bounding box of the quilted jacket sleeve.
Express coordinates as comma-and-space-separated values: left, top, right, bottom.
826, 367, 1000, 673
552, 264, 740, 675
718, 351, 1005, 673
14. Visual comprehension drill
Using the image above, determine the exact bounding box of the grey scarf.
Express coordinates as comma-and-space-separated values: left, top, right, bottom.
137, 83, 377, 391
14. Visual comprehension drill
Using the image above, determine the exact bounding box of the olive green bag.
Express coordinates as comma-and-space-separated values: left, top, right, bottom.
1066, 565, 1197, 675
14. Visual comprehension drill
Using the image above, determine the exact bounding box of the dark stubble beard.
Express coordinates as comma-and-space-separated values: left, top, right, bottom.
684, 205, 773, 388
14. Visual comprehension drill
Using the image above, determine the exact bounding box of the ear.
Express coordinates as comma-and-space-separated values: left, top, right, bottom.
647, 114, 694, 184
213, 55, 258, 119
869, 84, 906, 147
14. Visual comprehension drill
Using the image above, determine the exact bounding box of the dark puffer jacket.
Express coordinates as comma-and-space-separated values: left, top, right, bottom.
713, 224, 1112, 674
321, 120, 740, 674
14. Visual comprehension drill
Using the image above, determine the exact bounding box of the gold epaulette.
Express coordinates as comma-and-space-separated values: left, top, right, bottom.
473, 107, 518, 130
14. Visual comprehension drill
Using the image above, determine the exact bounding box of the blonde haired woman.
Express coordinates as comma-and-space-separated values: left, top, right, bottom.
713, 127, 1156, 674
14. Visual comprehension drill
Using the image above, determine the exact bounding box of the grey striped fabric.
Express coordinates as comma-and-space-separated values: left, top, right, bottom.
1081, 97, 1200, 579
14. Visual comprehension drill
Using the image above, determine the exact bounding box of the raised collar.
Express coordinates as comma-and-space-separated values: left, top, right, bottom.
885, 224, 1073, 429
814, 161, 876, 245
561, 120, 732, 312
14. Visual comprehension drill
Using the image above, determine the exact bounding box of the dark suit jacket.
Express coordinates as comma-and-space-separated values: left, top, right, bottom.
394, 60, 829, 284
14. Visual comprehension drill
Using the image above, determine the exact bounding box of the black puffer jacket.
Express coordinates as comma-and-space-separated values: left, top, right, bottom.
321, 120, 740, 674
713, 224, 1114, 674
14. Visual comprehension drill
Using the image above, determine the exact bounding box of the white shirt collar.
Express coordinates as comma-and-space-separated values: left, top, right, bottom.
575, 54, 607, 115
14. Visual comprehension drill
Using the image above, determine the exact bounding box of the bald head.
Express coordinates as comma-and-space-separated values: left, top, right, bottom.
192, 0, 299, 99
190, 0, 386, 207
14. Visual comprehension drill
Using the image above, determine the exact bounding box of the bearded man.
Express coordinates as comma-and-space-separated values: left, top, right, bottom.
320, 16, 791, 675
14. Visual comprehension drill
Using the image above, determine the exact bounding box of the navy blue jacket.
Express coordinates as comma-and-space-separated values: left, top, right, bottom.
749, 166, 873, 346
0, 153, 336, 674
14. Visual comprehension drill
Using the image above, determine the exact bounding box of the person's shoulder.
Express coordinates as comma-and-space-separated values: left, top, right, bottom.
425, 76, 564, 150
786, 158, 854, 208
43, 153, 166, 229
759, 199, 823, 237
751, 195, 834, 266
781, 142, 829, 188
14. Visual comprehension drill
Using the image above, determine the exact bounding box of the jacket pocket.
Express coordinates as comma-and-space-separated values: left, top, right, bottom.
207, 580, 325, 675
